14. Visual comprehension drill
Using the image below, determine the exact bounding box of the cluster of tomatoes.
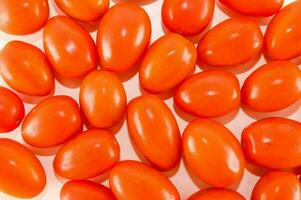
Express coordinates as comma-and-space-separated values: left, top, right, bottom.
0, 0, 301, 199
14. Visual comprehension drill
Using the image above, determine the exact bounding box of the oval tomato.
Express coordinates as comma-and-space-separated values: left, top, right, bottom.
198, 17, 263, 66
183, 119, 245, 187
140, 33, 197, 93
188, 188, 245, 200
0, 41, 54, 96
127, 95, 181, 171
43, 16, 98, 78
97, 2, 151, 72
109, 160, 180, 200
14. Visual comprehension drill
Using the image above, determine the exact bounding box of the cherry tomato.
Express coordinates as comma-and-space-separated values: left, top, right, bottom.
22, 96, 82, 148
60, 180, 116, 200
242, 61, 301, 112
43, 16, 98, 78
127, 95, 181, 171
162, 0, 215, 36
140, 33, 197, 93
97, 2, 151, 72
174, 70, 240, 118
109, 160, 180, 200
188, 188, 245, 200
80, 70, 126, 128
198, 17, 263, 66
54, 129, 119, 179
0, 41, 54, 96
242, 118, 301, 169
183, 119, 245, 187
251, 171, 301, 200
0, 138, 46, 198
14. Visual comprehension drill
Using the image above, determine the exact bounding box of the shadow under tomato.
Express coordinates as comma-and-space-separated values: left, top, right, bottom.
112, 0, 158, 6
16, 87, 55, 105
78, 20, 100, 33
139, 84, 176, 101
212, 108, 239, 125
24, 144, 62, 156
90, 170, 110, 183
55, 73, 84, 89
107, 114, 126, 135
115, 63, 140, 83
173, 104, 197, 123
245, 162, 271, 177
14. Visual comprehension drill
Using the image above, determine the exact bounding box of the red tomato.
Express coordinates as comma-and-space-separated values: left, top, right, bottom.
22, 96, 82, 148
265, 1, 301, 60
242, 118, 301, 169
0, 41, 54, 96
242, 61, 301, 112
162, 0, 215, 36
0, 138, 46, 198
97, 2, 151, 72
80, 70, 126, 128
43, 16, 98, 78
188, 188, 245, 200
127, 95, 181, 171
174, 70, 240, 118
0, 0, 49, 35
109, 160, 180, 200
139, 33, 197, 93
251, 171, 301, 200
183, 119, 245, 187
54, 129, 119, 179
198, 17, 263, 66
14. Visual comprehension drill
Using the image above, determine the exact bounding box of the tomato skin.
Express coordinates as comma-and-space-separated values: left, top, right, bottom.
0, 41, 54, 96
188, 188, 245, 200
183, 119, 245, 187
198, 17, 263, 66
109, 160, 180, 200
162, 0, 215, 36
54, 129, 119, 179
43, 16, 98, 78
242, 61, 301, 112
80, 70, 126, 128
97, 2, 151, 72
127, 95, 181, 171
0, 139, 46, 198
140, 33, 197, 93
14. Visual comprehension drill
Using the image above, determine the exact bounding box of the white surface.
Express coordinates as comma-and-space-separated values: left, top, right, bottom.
0, 0, 300, 199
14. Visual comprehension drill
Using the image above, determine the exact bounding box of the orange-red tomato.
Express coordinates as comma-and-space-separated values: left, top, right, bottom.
127, 95, 181, 171
242, 61, 301, 112
97, 2, 151, 72
162, 0, 215, 36
43, 16, 98, 78
0, 41, 54, 96
0, 138, 46, 198
265, 1, 301, 60
60, 180, 116, 200
242, 118, 301, 169
198, 17, 263, 66
140, 33, 197, 93
183, 119, 245, 187
0, 0, 49, 35
54, 129, 119, 179
188, 188, 245, 200
174, 70, 240, 118
109, 160, 180, 200
80, 70, 126, 128
22, 96, 82, 148
251, 171, 301, 200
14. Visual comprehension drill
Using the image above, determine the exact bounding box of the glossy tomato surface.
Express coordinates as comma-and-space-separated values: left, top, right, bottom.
188, 188, 246, 200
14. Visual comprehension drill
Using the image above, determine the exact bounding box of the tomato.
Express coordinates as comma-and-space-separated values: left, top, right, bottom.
183, 119, 245, 187
127, 95, 181, 171
174, 70, 240, 118
54, 0, 109, 22
22, 96, 82, 148
140, 33, 197, 93
97, 2, 151, 72
265, 1, 301, 60
251, 171, 301, 200
188, 188, 245, 200
54, 129, 119, 179
242, 118, 301, 169
109, 160, 180, 200
162, 0, 215, 36
198, 17, 263, 66
60, 180, 116, 200
43, 16, 98, 78
0, 41, 54, 96
242, 61, 301, 112
80, 70, 126, 128
0, 139, 46, 198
